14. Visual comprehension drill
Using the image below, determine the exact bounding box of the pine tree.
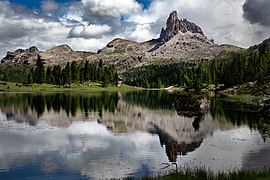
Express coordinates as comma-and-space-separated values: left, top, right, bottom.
157, 78, 163, 88
97, 67, 104, 83
46, 67, 53, 84
150, 82, 157, 88
63, 62, 71, 85
27, 67, 34, 84
103, 73, 110, 87
145, 79, 150, 88
83, 61, 90, 81
98, 59, 103, 68
71, 61, 79, 83
115, 72, 118, 86
52, 65, 62, 85
34, 63, 45, 84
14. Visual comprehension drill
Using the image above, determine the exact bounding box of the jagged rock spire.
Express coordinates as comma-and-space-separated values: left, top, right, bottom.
159, 11, 204, 44
166, 11, 180, 36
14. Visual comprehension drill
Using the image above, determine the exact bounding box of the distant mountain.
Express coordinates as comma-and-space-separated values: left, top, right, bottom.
97, 11, 242, 67
0, 10, 250, 71
1, 46, 39, 64
39, 44, 94, 65
248, 38, 270, 53
1, 44, 94, 66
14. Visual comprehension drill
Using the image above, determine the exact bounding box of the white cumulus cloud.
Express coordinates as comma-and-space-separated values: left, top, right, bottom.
0, 0, 270, 58
69, 24, 111, 39
127, 0, 270, 47
82, 0, 142, 24
127, 23, 156, 42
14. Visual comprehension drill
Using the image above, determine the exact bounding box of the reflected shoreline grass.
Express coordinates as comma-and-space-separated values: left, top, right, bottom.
1, 87, 270, 179
139, 167, 270, 180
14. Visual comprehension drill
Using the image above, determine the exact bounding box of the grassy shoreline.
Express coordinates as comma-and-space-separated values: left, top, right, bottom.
0, 81, 183, 93
0, 81, 144, 93
141, 168, 270, 180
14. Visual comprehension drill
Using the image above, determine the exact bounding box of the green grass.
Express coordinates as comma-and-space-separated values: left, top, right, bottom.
217, 93, 262, 104
140, 168, 270, 180
0, 81, 142, 93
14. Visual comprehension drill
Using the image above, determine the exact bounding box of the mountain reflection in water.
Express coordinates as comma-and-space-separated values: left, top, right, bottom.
0, 91, 270, 179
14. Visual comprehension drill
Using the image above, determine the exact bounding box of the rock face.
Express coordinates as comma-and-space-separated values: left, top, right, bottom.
97, 38, 141, 54
160, 11, 180, 43
174, 93, 210, 117
257, 97, 270, 116
1, 46, 39, 64
180, 18, 204, 35
1, 45, 94, 65
146, 32, 218, 61
39, 44, 96, 65
159, 11, 204, 45
249, 38, 270, 54
146, 10, 218, 59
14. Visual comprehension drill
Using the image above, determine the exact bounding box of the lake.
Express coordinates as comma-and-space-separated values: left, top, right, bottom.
0, 91, 270, 179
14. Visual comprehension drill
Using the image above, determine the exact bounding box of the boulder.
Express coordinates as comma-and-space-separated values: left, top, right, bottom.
174, 93, 210, 117
257, 97, 270, 116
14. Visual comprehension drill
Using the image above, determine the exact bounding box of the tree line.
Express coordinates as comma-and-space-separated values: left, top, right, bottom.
123, 42, 270, 90
1, 40, 270, 90
27, 60, 118, 86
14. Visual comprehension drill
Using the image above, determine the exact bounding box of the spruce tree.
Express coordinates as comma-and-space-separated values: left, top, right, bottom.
71, 61, 77, 82
83, 61, 90, 81
63, 62, 71, 85
157, 78, 163, 88
34, 63, 45, 84
46, 67, 52, 84
27, 67, 34, 84
52, 65, 62, 85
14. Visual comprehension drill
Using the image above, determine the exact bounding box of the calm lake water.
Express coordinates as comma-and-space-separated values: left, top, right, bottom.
0, 91, 270, 179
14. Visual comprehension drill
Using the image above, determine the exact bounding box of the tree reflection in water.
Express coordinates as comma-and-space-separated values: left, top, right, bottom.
0, 93, 119, 126
0, 92, 270, 165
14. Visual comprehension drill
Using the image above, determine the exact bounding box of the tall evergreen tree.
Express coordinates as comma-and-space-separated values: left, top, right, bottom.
115, 72, 119, 86
83, 61, 90, 81
34, 63, 45, 84
157, 78, 163, 88
27, 67, 34, 84
52, 65, 62, 85
46, 66, 54, 84
71, 61, 78, 83
98, 59, 103, 68
62, 62, 71, 85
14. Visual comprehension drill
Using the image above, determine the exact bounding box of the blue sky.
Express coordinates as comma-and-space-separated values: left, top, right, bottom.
10, 0, 152, 10
137, 0, 152, 9
10, 0, 40, 8
0, 0, 269, 57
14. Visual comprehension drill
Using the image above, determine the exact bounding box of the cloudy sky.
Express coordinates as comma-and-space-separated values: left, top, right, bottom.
0, 0, 269, 57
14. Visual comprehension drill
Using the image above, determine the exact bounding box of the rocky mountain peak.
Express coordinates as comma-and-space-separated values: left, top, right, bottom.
29, 46, 39, 53
180, 18, 204, 36
46, 44, 73, 53
39, 44, 94, 65
0, 44, 94, 65
1, 46, 40, 64
159, 11, 205, 44
166, 11, 180, 36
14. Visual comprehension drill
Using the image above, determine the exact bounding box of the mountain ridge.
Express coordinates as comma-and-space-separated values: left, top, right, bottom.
0, 10, 255, 72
